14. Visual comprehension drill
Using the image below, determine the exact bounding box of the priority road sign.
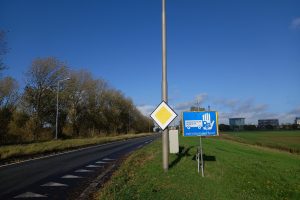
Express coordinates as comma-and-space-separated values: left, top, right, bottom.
150, 101, 177, 130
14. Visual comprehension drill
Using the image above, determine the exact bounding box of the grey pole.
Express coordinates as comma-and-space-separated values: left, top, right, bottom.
128, 110, 130, 133
55, 78, 70, 140
162, 0, 169, 172
55, 81, 60, 140
200, 136, 204, 177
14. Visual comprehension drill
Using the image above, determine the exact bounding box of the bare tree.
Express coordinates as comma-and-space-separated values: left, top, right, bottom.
85, 78, 108, 135
0, 76, 19, 143
1, 56, 151, 142
65, 70, 94, 136
64, 70, 108, 136
22, 57, 68, 140
0, 30, 8, 72
0, 76, 19, 107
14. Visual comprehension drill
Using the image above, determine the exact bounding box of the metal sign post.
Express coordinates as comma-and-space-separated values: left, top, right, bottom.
197, 148, 200, 173
182, 111, 219, 177
199, 136, 204, 177
196, 136, 204, 177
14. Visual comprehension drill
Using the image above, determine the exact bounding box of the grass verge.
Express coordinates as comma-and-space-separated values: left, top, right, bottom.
0, 133, 155, 164
96, 136, 300, 200
221, 130, 300, 154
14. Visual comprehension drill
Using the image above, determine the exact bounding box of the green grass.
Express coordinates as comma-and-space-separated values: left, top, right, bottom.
221, 130, 300, 154
96, 135, 300, 200
0, 133, 154, 162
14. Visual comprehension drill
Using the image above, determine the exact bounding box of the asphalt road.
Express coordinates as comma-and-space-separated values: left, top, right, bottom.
0, 134, 159, 199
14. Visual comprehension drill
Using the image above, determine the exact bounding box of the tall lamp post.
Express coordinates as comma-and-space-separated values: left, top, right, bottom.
162, 0, 169, 172
55, 77, 70, 140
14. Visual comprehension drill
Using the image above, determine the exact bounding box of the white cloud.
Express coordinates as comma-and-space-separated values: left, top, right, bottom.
195, 93, 208, 103
291, 17, 300, 29
138, 96, 299, 126
174, 101, 195, 111
189, 95, 298, 125
137, 104, 155, 116
213, 98, 239, 109
216, 98, 299, 125
173, 96, 271, 124
288, 106, 300, 115
213, 98, 268, 113
214, 97, 273, 124
174, 93, 208, 111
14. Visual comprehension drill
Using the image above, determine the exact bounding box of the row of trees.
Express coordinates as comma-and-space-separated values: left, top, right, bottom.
1, 34, 152, 144
219, 124, 300, 132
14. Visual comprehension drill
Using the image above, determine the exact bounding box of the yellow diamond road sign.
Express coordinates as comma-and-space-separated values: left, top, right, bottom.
150, 101, 177, 130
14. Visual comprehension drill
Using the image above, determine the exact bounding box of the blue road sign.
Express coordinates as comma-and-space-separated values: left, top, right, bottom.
182, 111, 219, 136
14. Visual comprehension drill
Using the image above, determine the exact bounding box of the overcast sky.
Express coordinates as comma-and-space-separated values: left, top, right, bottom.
1, 0, 300, 124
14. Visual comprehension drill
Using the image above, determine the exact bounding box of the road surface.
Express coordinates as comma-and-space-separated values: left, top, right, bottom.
0, 134, 159, 199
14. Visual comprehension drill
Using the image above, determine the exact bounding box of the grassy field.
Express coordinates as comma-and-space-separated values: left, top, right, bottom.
0, 133, 154, 163
96, 135, 300, 200
221, 130, 300, 154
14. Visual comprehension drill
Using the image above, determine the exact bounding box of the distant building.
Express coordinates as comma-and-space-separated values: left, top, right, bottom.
229, 118, 245, 126
295, 117, 300, 125
258, 119, 279, 129
190, 106, 205, 111
229, 118, 245, 130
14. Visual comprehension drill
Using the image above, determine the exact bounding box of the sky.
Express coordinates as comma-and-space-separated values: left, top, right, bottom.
1, 0, 300, 125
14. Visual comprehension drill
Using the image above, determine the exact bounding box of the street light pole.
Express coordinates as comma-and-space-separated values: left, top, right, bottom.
55, 78, 70, 140
55, 81, 59, 140
162, 0, 169, 172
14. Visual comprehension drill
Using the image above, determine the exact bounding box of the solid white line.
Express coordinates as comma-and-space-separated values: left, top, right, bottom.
0, 137, 144, 168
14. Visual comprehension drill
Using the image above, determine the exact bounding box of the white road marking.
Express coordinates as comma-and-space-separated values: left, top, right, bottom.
86, 164, 102, 168
14, 192, 47, 198
137, 145, 143, 149
41, 182, 68, 187
95, 161, 108, 164
103, 158, 115, 161
75, 169, 94, 173
61, 175, 83, 179
78, 164, 116, 199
